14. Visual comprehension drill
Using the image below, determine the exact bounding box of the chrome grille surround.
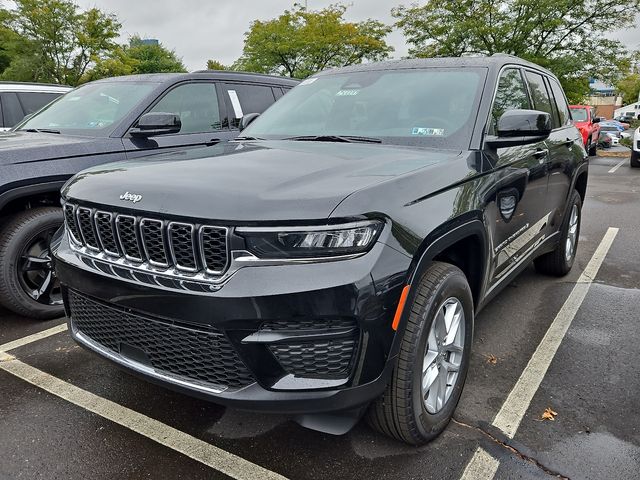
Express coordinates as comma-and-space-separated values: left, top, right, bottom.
63, 203, 230, 284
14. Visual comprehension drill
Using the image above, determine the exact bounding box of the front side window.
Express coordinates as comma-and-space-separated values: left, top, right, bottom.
525, 71, 556, 126
148, 82, 221, 134
490, 68, 531, 134
17, 92, 61, 115
19, 82, 156, 136
242, 68, 487, 149
225, 84, 276, 128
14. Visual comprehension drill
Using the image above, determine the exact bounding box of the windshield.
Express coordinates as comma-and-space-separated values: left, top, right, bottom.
570, 108, 588, 122
242, 67, 487, 149
18, 82, 156, 136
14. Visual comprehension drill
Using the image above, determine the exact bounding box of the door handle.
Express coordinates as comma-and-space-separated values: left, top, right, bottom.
205, 138, 221, 146
533, 148, 548, 161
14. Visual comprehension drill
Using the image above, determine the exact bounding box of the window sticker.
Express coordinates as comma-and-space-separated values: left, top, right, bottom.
411, 127, 445, 136
300, 77, 318, 86
227, 90, 244, 118
336, 89, 360, 96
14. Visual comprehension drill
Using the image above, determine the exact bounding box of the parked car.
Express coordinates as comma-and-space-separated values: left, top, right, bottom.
569, 104, 600, 155
607, 119, 630, 130
632, 127, 640, 167
600, 125, 622, 145
0, 82, 70, 131
598, 131, 613, 148
599, 121, 624, 132
53, 55, 587, 444
0, 71, 298, 319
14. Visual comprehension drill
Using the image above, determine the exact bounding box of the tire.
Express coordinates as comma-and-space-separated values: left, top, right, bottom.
534, 190, 582, 277
366, 262, 473, 445
631, 150, 640, 168
588, 138, 597, 156
0, 207, 64, 319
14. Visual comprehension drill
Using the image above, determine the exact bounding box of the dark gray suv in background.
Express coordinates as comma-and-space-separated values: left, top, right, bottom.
0, 71, 298, 319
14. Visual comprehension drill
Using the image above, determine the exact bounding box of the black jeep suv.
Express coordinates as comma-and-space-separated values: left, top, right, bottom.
0, 71, 297, 319
53, 56, 587, 444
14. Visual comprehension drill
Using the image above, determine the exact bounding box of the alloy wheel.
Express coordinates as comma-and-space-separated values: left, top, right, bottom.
422, 297, 465, 414
17, 227, 62, 306
565, 204, 579, 263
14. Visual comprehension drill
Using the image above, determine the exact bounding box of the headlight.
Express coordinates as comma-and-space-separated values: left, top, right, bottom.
237, 220, 384, 259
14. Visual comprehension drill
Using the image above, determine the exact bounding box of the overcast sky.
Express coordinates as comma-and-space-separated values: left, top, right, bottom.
15, 0, 640, 71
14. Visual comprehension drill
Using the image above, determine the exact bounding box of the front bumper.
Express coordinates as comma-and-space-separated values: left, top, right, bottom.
53, 231, 411, 414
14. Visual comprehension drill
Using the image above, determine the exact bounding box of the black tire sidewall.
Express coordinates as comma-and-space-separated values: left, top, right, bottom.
559, 192, 582, 272
410, 269, 474, 439
0, 208, 64, 318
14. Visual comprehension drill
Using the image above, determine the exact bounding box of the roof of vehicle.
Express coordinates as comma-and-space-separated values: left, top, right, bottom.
0, 81, 72, 93
88, 71, 300, 87
569, 105, 591, 108
315, 54, 557, 78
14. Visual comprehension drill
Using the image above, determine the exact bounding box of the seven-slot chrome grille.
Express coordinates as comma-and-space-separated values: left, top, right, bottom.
63, 203, 229, 276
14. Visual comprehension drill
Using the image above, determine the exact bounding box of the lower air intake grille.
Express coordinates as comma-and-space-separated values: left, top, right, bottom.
68, 291, 255, 389
270, 338, 358, 378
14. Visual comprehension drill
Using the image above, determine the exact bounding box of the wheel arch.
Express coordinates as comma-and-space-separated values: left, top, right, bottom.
0, 181, 66, 220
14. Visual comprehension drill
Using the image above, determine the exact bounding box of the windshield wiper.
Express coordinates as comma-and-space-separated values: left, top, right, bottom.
283, 135, 382, 144
23, 128, 61, 134
234, 135, 264, 141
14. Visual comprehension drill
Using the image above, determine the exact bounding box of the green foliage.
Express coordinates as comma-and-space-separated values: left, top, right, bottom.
82, 36, 186, 82
6, 0, 121, 85
393, 0, 640, 103
206, 59, 228, 70
617, 73, 640, 105
235, 3, 393, 78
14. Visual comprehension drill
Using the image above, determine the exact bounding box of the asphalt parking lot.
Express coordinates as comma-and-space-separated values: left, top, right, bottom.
1, 154, 639, 480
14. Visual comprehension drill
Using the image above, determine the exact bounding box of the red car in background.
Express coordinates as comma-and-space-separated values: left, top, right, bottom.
570, 105, 600, 155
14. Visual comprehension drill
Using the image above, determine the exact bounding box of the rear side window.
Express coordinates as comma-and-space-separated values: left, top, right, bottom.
490, 68, 531, 134
0, 92, 25, 127
548, 79, 570, 126
225, 84, 276, 128
148, 82, 222, 134
524, 71, 557, 127
17, 92, 61, 115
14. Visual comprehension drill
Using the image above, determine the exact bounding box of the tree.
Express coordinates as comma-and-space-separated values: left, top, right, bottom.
235, 3, 393, 78
393, 0, 640, 103
83, 36, 186, 81
617, 73, 640, 106
9, 0, 121, 85
206, 59, 228, 70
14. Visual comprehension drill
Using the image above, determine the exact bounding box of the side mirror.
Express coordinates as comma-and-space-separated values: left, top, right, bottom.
239, 113, 260, 131
130, 112, 181, 137
592, 117, 600, 124
485, 110, 552, 149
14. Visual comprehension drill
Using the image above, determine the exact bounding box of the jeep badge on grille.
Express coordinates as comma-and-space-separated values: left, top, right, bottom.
120, 192, 143, 203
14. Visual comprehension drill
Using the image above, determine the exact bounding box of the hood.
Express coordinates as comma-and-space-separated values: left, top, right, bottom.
63, 141, 462, 222
0, 130, 119, 166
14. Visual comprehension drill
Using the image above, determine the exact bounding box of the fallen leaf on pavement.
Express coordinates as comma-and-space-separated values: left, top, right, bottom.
485, 354, 498, 365
541, 407, 558, 421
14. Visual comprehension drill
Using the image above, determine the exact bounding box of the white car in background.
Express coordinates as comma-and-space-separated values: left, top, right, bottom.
0, 82, 71, 131
632, 127, 640, 167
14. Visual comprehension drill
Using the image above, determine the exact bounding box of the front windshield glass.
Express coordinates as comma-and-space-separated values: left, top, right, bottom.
18, 82, 156, 136
242, 67, 487, 149
570, 108, 588, 122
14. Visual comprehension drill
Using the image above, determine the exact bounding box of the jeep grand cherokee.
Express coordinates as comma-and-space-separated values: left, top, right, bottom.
53, 55, 588, 444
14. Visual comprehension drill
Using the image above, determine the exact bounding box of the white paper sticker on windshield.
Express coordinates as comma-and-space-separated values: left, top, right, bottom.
300, 77, 318, 86
336, 89, 360, 96
227, 90, 244, 118
411, 127, 445, 136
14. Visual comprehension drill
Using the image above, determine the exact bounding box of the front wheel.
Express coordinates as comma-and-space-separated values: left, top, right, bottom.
588, 138, 597, 156
631, 150, 640, 168
0, 207, 64, 319
367, 262, 473, 444
534, 191, 582, 276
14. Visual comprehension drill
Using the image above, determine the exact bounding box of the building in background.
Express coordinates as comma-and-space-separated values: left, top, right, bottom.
587, 79, 623, 119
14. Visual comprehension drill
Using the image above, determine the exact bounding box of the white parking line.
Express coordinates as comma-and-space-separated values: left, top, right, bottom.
0, 323, 67, 353
460, 227, 619, 480
0, 355, 288, 480
608, 159, 626, 173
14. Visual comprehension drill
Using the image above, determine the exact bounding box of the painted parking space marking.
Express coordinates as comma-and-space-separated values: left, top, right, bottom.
608, 159, 626, 173
0, 355, 288, 480
460, 227, 619, 480
0, 323, 287, 479
0, 322, 67, 353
